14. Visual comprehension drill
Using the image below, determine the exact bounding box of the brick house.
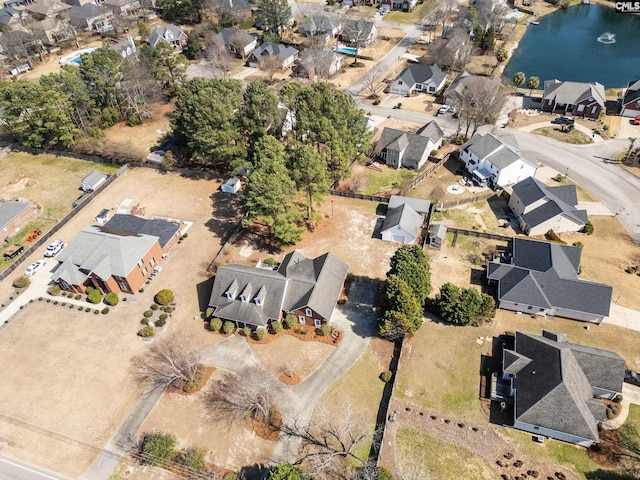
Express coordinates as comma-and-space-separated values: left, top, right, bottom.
541, 79, 606, 119
0, 201, 35, 242
620, 79, 640, 118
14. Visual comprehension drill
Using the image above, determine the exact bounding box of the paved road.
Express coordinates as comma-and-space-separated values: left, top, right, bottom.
0, 455, 71, 480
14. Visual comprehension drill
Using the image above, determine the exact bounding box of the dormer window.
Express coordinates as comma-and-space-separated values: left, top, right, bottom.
164, 30, 174, 40
255, 297, 263, 306
239, 282, 252, 303
254, 285, 267, 306
225, 279, 238, 299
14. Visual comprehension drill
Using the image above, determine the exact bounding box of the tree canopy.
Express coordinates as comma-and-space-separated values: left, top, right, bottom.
378, 274, 423, 339
433, 282, 495, 326
387, 245, 431, 304
257, 0, 292, 32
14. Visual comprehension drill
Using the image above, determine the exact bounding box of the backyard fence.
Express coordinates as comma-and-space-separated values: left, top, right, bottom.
434, 190, 498, 210
346, 273, 385, 287
397, 154, 449, 197
328, 189, 390, 203
207, 214, 247, 274
0, 164, 130, 282
447, 227, 512, 242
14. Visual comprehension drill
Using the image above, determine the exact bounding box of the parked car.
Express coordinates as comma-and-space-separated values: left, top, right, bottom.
551, 116, 575, 125
44, 239, 65, 258
633, 115, 640, 125
438, 104, 450, 115
25, 259, 46, 277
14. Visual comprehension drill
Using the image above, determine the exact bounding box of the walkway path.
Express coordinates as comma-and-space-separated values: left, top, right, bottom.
603, 302, 640, 332
602, 383, 640, 430
518, 120, 604, 142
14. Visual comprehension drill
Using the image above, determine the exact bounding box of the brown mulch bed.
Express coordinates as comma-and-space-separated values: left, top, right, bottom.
166, 366, 216, 395
588, 429, 622, 468
278, 371, 302, 386
217, 324, 343, 347
252, 407, 282, 441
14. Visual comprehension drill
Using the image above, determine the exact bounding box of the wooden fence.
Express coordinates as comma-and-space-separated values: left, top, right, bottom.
398, 154, 449, 197
434, 190, 498, 210
328, 190, 390, 203
447, 227, 512, 242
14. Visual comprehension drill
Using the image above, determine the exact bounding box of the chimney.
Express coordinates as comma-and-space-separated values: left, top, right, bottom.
542, 330, 567, 343
126, 35, 134, 47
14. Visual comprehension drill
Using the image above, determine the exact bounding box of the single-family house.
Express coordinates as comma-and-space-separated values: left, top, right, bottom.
208, 251, 348, 329
297, 13, 341, 38
149, 24, 187, 51
389, 63, 446, 95
459, 133, 536, 188
427, 223, 447, 249
103, 0, 141, 16
339, 18, 377, 46
219, 0, 251, 20
31, 17, 71, 44
25, 0, 70, 19
380, 0, 417, 11
380, 196, 430, 245
69, 4, 113, 31
486, 237, 613, 323
293, 48, 344, 79
620, 79, 640, 118
374, 121, 444, 170
0, 200, 35, 239
111, 35, 137, 58
509, 177, 588, 236
444, 70, 501, 106
493, 330, 624, 447
215, 28, 256, 58
55, 214, 183, 294
221, 177, 241, 194
434, 29, 470, 70
247, 42, 299, 69
542, 79, 606, 119
81, 170, 107, 192
0, 6, 28, 27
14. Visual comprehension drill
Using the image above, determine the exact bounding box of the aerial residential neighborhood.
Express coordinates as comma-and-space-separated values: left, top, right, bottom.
0, 0, 640, 479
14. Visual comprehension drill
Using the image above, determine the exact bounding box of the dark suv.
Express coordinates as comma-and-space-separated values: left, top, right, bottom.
552, 116, 575, 125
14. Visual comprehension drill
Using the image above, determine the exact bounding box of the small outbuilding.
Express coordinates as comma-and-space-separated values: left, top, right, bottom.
0, 200, 34, 239
81, 170, 107, 192
221, 177, 241, 194
146, 150, 166, 166
428, 223, 447, 249
381, 204, 422, 244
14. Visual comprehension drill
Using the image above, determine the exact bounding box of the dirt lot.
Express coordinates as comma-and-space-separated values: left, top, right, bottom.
0, 167, 241, 475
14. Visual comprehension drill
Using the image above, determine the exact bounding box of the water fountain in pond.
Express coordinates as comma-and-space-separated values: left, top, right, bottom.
597, 32, 616, 44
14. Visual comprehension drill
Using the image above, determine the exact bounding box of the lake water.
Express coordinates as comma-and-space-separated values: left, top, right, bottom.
504, 4, 640, 89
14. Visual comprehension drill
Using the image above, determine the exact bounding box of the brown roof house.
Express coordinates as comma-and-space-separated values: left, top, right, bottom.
0, 200, 35, 242
492, 330, 624, 447
212, 28, 257, 58
542, 79, 606, 119
620, 79, 640, 118
54, 214, 184, 294
208, 251, 348, 329
25, 0, 71, 19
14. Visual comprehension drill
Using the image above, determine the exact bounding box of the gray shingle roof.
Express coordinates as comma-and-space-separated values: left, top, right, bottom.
507, 330, 624, 443
69, 3, 109, 21
445, 71, 501, 102
487, 238, 612, 318
250, 42, 298, 62
0, 200, 31, 231
149, 24, 186, 48
388, 195, 431, 214
375, 127, 434, 167
219, 28, 254, 48
103, 214, 180, 249
462, 133, 536, 171
381, 204, 422, 240
26, 0, 70, 16
428, 223, 447, 241
543, 79, 606, 108
209, 251, 348, 327
417, 120, 444, 144
298, 13, 340, 36
623, 79, 640, 106
396, 63, 445, 89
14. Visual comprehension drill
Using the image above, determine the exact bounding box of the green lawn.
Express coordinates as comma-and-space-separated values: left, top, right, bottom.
396, 427, 498, 479
356, 167, 418, 196
384, 0, 436, 24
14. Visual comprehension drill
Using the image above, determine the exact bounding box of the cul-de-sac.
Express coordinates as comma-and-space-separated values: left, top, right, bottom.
0, 0, 639, 478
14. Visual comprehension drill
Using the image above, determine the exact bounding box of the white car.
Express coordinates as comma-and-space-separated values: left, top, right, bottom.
25, 260, 46, 277
44, 239, 65, 258
438, 104, 450, 115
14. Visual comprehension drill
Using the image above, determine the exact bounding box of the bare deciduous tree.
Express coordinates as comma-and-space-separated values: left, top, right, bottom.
260, 54, 283, 84
362, 63, 386, 99
132, 338, 203, 390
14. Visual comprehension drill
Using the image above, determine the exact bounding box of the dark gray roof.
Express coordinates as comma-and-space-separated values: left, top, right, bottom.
487, 238, 612, 318
250, 42, 298, 62
0, 200, 31, 231
81, 170, 107, 188
298, 13, 340, 36
396, 63, 445, 88
445, 71, 501, 102
209, 251, 348, 327
219, 28, 255, 48
381, 204, 422, 239
461, 133, 535, 171
103, 214, 180, 249
507, 330, 624, 443
388, 195, 431, 214
543, 79, 606, 108
417, 120, 444, 144
623, 79, 640, 106
341, 18, 375, 40
375, 127, 434, 166
69, 3, 109, 21
0, 6, 20, 26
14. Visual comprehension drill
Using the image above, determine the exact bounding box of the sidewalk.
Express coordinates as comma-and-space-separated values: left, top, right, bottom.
603, 302, 640, 332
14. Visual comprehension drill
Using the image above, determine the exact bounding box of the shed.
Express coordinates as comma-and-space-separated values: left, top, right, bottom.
428, 223, 447, 249
146, 150, 166, 165
0, 200, 33, 237
221, 177, 241, 194
81, 170, 107, 192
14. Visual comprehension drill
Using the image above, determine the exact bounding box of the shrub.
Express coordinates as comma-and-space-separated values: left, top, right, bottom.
87, 289, 102, 304
78, 305, 83, 311
94, 310, 99, 314
85, 307, 91, 312
159, 313, 168, 321
572, 241, 584, 249
271, 320, 283, 334
68, 304, 74, 309
457, 423, 465, 428
209, 317, 222, 332
141, 431, 177, 465
321, 324, 331, 336
444, 419, 451, 424
138, 326, 155, 337
75, 294, 82, 300
243, 326, 251, 337
262, 257, 278, 266
182, 381, 198, 394
284, 314, 297, 329
205, 306, 214, 318
101, 307, 109, 314
255, 328, 267, 340
379, 371, 393, 383
155, 318, 166, 327
46, 299, 51, 303
150, 304, 159, 311
143, 310, 154, 318
155, 289, 174, 305
139, 288, 144, 293
12, 276, 30, 289
61, 302, 67, 306
583, 221, 594, 235
53, 300, 59, 305
591, 443, 604, 453
141, 318, 149, 325
614, 394, 623, 403
105, 292, 119, 306
223, 474, 237, 480
222, 321, 235, 334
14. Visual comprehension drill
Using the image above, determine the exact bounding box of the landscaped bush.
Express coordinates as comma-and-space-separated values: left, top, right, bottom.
85, 307, 91, 312
255, 328, 266, 341
12, 276, 30, 289
182, 381, 197, 394
572, 241, 584, 249
262, 257, 278, 266
321, 324, 331, 336
379, 371, 393, 383
78, 305, 83, 311
87, 289, 102, 304
159, 313, 168, 321
61, 302, 67, 306
222, 321, 235, 334
209, 317, 222, 332
53, 300, 59, 305
75, 294, 82, 300
138, 326, 155, 337
94, 310, 99, 314
139, 288, 144, 293
155, 318, 166, 327
614, 394, 623, 403
583, 221, 594, 235
243, 326, 251, 337
141, 318, 149, 325
284, 314, 297, 329
590, 443, 604, 453
140, 431, 177, 465
178, 447, 207, 471
143, 310, 154, 318
101, 307, 109, 314
104, 292, 119, 306
150, 304, 159, 311
205, 306, 214, 318
155, 289, 174, 306
223, 473, 237, 480
271, 320, 283, 334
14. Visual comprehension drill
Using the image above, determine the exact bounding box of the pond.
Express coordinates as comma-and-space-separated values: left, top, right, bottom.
504, 4, 640, 89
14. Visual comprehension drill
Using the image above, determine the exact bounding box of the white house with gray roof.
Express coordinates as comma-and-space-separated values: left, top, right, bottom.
509, 177, 587, 236
389, 63, 446, 95
460, 133, 536, 188
494, 330, 624, 447
208, 251, 348, 329
149, 24, 187, 51
381, 196, 430, 244
487, 238, 612, 323
542, 79, 606, 119
375, 121, 443, 170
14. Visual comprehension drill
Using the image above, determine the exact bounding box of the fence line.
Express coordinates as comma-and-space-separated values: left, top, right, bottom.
0, 164, 129, 282
328, 190, 390, 203
446, 227, 511, 242
435, 190, 498, 210
398, 154, 449, 197
207, 215, 247, 273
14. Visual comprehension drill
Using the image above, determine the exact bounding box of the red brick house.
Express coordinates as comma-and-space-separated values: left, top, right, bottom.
208, 251, 348, 329
541, 79, 605, 119
620, 79, 640, 119
0, 201, 35, 242
54, 214, 183, 294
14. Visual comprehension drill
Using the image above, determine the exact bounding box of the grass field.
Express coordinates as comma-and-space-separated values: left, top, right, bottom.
396, 427, 498, 479
533, 127, 594, 145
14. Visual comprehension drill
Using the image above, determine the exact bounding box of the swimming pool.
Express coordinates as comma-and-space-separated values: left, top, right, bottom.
59, 47, 98, 66
336, 46, 357, 55
70, 56, 83, 65
505, 11, 525, 19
